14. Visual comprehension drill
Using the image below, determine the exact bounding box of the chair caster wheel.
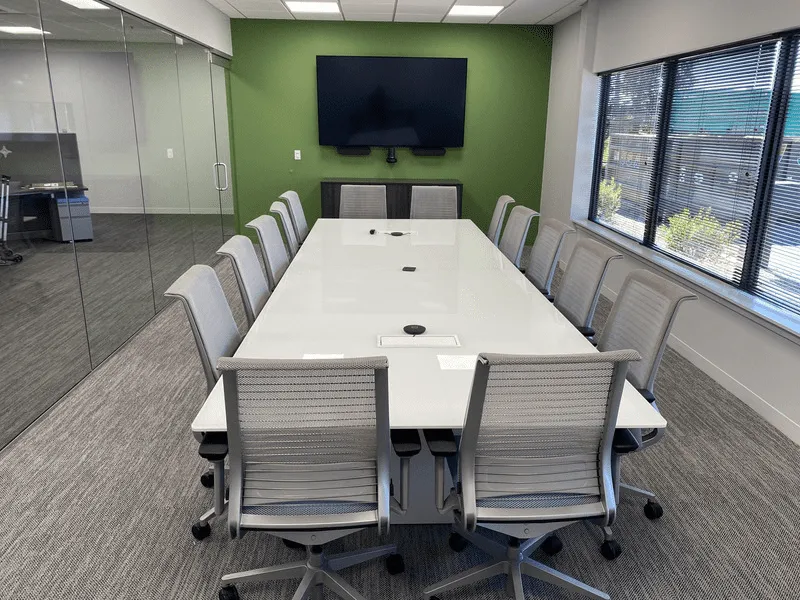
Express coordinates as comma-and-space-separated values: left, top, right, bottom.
541, 535, 563, 556
283, 539, 304, 550
200, 472, 214, 488
386, 553, 405, 575
191, 522, 211, 540
600, 540, 622, 561
448, 532, 469, 553
644, 500, 664, 520
219, 585, 239, 600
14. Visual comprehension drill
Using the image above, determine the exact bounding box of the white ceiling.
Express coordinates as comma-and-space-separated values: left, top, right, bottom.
204, 0, 585, 25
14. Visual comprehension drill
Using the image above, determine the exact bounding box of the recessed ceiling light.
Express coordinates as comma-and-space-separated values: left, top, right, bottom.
448, 5, 504, 17
0, 26, 51, 35
285, 1, 341, 14
60, 0, 110, 9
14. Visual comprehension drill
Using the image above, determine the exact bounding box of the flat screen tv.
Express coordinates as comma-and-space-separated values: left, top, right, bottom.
316, 56, 468, 149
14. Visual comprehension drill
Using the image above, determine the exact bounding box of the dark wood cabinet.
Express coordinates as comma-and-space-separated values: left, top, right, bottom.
321, 178, 463, 218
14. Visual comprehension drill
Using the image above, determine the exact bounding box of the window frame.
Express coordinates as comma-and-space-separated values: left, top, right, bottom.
590, 31, 800, 312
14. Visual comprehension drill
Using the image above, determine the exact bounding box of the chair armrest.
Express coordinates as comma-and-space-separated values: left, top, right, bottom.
576, 326, 596, 338
198, 432, 228, 462
423, 429, 458, 456
390, 430, 421, 516
639, 389, 657, 404
612, 429, 641, 454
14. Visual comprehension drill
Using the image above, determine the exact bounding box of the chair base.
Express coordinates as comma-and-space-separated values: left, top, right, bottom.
599, 481, 662, 560
220, 543, 398, 600
424, 531, 609, 600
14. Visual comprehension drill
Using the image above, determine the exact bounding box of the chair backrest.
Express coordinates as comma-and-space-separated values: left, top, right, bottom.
487, 195, 515, 246
279, 190, 309, 244
339, 185, 387, 219
410, 186, 458, 219
597, 269, 696, 393
498, 205, 537, 268
270, 200, 300, 258
458, 350, 639, 530
526, 218, 575, 296
164, 265, 241, 394
554, 238, 623, 331
219, 356, 391, 537
216, 235, 270, 328
246, 215, 290, 292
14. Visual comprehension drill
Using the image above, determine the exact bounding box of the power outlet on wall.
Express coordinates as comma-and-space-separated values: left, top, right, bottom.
166, 148, 174, 159
294, 150, 302, 161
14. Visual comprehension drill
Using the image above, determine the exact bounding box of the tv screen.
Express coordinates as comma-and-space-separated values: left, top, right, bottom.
316, 56, 468, 148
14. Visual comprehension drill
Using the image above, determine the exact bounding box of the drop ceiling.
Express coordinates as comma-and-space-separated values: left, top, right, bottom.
205, 0, 585, 25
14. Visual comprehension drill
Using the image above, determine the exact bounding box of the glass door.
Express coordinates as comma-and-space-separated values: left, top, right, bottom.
210, 56, 235, 239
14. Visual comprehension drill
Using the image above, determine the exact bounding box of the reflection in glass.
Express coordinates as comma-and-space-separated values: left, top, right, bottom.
0, 0, 90, 448
39, 0, 156, 365
123, 13, 194, 311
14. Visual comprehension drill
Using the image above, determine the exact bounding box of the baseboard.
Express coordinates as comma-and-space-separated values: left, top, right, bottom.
89, 206, 222, 215
599, 284, 800, 445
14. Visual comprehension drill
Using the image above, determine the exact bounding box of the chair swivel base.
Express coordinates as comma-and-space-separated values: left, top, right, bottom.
425, 531, 609, 600
220, 543, 400, 600
598, 482, 663, 560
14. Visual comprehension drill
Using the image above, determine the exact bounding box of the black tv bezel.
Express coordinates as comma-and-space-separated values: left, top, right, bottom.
315, 55, 468, 149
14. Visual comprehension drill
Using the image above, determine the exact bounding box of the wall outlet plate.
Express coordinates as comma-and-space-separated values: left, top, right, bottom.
294, 150, 302, 160
166, 148, 174, 159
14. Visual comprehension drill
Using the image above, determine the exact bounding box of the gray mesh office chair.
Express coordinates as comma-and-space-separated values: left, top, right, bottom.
487, 195, 515, 246
270, 200, 300, 258
217, 356, 404, 600
498, 206, 538, 268
526, 218, 575, 301
424, 351, 640, 600
554, 238, 623, 338
410, 186, 458, 219
164, 265, 242, 541
216, 235, 270, 328
245, 215, 290, 292
339, 185, 387, 219
591, 269, 696, 559
279, 190, 309, 244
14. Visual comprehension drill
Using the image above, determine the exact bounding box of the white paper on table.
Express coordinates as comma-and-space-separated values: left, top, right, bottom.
437, 354, 478, 370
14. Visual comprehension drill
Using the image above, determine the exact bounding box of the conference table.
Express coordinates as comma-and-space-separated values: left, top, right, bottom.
192, 218, 666, 523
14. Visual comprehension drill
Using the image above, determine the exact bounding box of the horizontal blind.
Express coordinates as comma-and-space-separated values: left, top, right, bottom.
655, 41, 781, 283
593, 63, 665, 242
756, 36, 800, 313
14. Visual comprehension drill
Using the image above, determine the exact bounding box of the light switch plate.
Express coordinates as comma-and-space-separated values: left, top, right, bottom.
294, 150, 302, 160
166, 148, 174, 159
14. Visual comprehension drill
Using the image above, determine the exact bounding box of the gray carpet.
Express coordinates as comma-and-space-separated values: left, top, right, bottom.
1, 260, 799, 600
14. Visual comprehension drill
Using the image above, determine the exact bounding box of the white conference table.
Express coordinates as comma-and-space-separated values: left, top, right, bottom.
192, 218, 666, 438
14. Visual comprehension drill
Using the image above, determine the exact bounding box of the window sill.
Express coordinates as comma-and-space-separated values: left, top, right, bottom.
573, 218, 800, 347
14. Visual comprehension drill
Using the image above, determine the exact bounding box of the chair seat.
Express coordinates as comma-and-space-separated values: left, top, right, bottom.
243, 501, 378, 516
199, 432, 228, 462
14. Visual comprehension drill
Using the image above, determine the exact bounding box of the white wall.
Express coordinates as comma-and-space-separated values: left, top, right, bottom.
594, 0, 800, 72
541, 0, 800, 444
107, 0, 232, 57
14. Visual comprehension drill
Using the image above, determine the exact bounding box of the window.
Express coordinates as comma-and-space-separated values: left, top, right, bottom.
591, 34, 800, 317
594, 64, 665, 241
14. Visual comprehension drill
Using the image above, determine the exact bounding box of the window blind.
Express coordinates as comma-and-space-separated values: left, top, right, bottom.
756, 37, 800, 312
593, 63, 665, 241
654, 42, 780, 283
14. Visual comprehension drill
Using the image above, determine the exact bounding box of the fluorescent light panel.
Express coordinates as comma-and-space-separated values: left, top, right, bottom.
285, 1, 341, 13
60, 0, 110, 8
0, 26, 51, 35
448, 5, 504, 17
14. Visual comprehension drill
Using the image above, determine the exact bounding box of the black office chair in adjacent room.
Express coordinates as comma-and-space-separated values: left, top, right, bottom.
0, 175, 23, 266
423, 351, 640, 600
165, 265, 242, 540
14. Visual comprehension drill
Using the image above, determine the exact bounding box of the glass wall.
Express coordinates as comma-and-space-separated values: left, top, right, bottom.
0, 0, 235, 449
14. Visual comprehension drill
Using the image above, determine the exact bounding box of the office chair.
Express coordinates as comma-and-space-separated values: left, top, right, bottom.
216, 235, 270, 328
487, 195, 515, 247
279, 190, 309, 244
423, 350, 640, 600
216, 356, 408, 600
554, 238, 623, 339
410, 186, 458, 219
590, 269, 696, 559
498, 206, 538, 268
339, 185, 388, 219
245, 215, 290, 292
525, 218, 575, 301
164, 265, 242, 541
270, 200, 300, 258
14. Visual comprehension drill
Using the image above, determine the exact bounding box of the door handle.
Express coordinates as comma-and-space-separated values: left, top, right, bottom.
213, 162, 222, 191
219, 162, 229, 192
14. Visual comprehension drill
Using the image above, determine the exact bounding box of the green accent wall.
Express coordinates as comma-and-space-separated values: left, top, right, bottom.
228, 20, 552, 235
